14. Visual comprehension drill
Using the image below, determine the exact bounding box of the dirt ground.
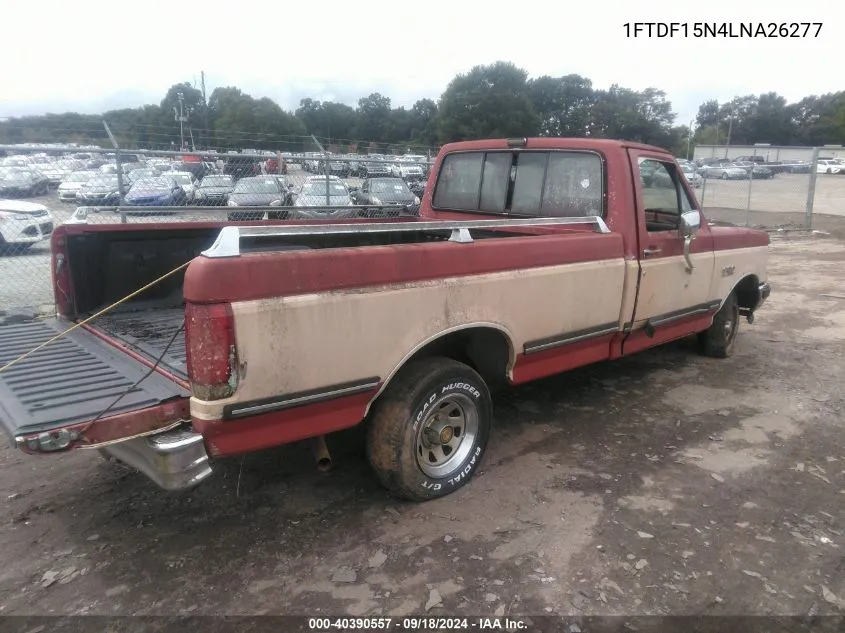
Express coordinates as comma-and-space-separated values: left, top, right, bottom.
0, 226, 844, 622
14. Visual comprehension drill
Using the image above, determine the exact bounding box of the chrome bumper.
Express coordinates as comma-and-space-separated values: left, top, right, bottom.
101, 426, 212, 491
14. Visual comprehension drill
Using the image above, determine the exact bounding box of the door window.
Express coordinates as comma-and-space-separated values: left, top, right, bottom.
638, 158, 695, 232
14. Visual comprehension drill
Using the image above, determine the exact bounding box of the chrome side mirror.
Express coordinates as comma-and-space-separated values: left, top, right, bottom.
679, 210, 701, 238
679, 210, 701, 273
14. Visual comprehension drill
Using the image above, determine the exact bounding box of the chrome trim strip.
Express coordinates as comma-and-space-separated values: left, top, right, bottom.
646, 300, 721, 328
201, 216, 612, 258
523, 323, 619, 355
225, 378, 381, 419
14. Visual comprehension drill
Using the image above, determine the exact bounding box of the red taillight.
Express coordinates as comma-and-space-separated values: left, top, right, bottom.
184, 302, 237, 400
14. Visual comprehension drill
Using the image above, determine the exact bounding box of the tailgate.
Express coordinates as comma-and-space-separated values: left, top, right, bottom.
0, 318, 189, 441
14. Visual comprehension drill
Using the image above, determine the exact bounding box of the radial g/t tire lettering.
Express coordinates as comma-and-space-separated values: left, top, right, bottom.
366, 357, 492, 501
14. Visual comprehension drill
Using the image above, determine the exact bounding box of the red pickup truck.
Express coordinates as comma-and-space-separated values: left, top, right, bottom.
0, 138, 770, 501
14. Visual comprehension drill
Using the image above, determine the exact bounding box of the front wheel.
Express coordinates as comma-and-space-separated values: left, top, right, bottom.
366, 357, 492, 501
697, 292, 740, 358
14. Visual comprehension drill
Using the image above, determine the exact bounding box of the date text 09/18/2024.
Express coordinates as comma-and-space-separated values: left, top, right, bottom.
623, 22, 823, 38
307, 617, 529, 631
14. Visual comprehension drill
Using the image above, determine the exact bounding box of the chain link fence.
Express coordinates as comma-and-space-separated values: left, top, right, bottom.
0, 142, 432, 313
692, 149, 830, 230
1, 139, 840, 315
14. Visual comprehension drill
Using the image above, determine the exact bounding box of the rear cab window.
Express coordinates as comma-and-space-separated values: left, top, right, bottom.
432, 150, 604, 218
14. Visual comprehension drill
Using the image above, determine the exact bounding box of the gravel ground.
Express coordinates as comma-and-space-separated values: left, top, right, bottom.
0, 227, 843, 620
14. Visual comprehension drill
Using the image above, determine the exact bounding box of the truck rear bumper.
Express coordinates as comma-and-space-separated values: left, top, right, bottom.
100, 426, 212, 491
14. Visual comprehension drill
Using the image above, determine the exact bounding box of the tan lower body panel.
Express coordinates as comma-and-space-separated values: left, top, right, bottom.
191, 259, 628, 420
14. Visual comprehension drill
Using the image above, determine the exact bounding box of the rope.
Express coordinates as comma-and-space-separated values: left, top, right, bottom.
0, 260, 192, 375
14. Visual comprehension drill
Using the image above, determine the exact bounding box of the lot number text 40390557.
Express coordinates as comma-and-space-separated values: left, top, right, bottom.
623, 22, 823, 38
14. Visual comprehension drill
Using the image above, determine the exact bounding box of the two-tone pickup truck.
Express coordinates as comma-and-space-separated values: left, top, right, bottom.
0, 138, 770, 501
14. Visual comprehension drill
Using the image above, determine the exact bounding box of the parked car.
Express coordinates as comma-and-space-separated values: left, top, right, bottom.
124, 177, 187, 207
293, 176, 353, 208
75, 174, 126, 205
0, 167, 51, 197
169, 172, 198, 203
195, 174, 235, 206
699, 163, 748, 180
773, 160, 811, 174
350, 177, 420, 210
816, 160, 844, 174
0, 137, 771, 503
226, 176, 287, 221
0, 200, 54, 252
680, 164, 703, 188
391, 159, 426, 182
735, 155, 766, 164
57, 171, 95, 202
39, 160, 85, 187
734, 161, 774, 179
317, 159, 351, 178
126, 168, 158, 185
358, 160, 393, 179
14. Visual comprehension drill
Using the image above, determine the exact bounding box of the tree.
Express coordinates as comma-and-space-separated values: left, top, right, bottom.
437, 61, 540, 142
409, 98, 438, 146
588, 85, 676, 147
529, 74, 594, 136
355, 93, 392, 144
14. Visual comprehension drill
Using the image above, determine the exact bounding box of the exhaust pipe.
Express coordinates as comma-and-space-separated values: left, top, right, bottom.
313, 435, 332, 472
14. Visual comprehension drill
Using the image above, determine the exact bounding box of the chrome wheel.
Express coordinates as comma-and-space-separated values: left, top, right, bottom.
415, 393, 479, 478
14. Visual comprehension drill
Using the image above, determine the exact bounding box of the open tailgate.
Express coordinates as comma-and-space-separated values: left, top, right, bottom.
0, 318, 189, 444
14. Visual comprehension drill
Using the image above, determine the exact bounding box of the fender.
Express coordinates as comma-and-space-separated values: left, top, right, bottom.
363, 321, 516, 416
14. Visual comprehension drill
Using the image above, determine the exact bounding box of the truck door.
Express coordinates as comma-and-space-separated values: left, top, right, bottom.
624, 149, 717, 354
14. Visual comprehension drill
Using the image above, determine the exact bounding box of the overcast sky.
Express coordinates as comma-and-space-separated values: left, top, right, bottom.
0, 0, 835, 129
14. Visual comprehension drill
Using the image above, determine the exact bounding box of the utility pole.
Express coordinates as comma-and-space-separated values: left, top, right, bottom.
174, 91, 187, 151
715, 103, 720, 148
687, 120, 693, 160
201, 71, 208, 150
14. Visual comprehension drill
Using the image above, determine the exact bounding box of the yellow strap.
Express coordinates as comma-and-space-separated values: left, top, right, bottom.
0, 260, 192, 375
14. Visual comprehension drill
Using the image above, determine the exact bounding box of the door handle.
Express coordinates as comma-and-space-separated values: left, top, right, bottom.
643, 246, 662, 256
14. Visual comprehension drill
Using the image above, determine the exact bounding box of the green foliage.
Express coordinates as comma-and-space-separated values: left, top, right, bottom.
437, 61, 540, 141
2, 65, 842, 154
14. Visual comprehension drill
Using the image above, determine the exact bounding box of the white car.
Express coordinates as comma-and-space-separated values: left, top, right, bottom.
169, 171, 198, 202
817, 160, 845, 174
0, 200, 54, 252
57, 171, 95, 202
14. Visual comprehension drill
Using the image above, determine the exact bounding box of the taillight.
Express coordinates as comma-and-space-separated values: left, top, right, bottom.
184, 302, 238, 401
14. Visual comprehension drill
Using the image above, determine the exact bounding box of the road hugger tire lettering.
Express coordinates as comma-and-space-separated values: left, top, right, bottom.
698, 291, 740, 358
366, 357, 492, 501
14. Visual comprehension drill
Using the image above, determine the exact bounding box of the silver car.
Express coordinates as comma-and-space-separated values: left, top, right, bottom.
680, 164, 703, 188
700, 163, 748, 180
294, 177, 353, 208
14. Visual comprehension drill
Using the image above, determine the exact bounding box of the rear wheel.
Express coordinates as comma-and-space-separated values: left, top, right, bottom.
366, 357, 492, 501
698, 292, 740, 358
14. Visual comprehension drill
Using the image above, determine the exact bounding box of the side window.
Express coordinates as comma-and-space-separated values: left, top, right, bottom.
638, 158, 695, 231
479, 152, 511, 212
541, 153, 603, 217
432, 153, 483, 210
511, 152, 548, 215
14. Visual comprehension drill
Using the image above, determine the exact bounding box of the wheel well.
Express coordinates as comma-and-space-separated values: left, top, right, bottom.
402, 327, 513, 392
733, 275, 760, 311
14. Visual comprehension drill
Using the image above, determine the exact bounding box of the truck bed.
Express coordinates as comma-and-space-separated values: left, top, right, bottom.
91, 308, 187, 380
0, 318, 188, 440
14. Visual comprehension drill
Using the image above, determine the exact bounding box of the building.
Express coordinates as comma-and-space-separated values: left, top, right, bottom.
693, 144, 845, 162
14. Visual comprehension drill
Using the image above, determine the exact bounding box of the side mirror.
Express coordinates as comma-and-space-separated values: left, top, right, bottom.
679, 210, 701, 273
679, 209, 701, 238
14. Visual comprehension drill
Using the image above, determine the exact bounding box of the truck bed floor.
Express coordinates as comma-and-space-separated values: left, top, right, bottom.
91, 309, 187, 380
